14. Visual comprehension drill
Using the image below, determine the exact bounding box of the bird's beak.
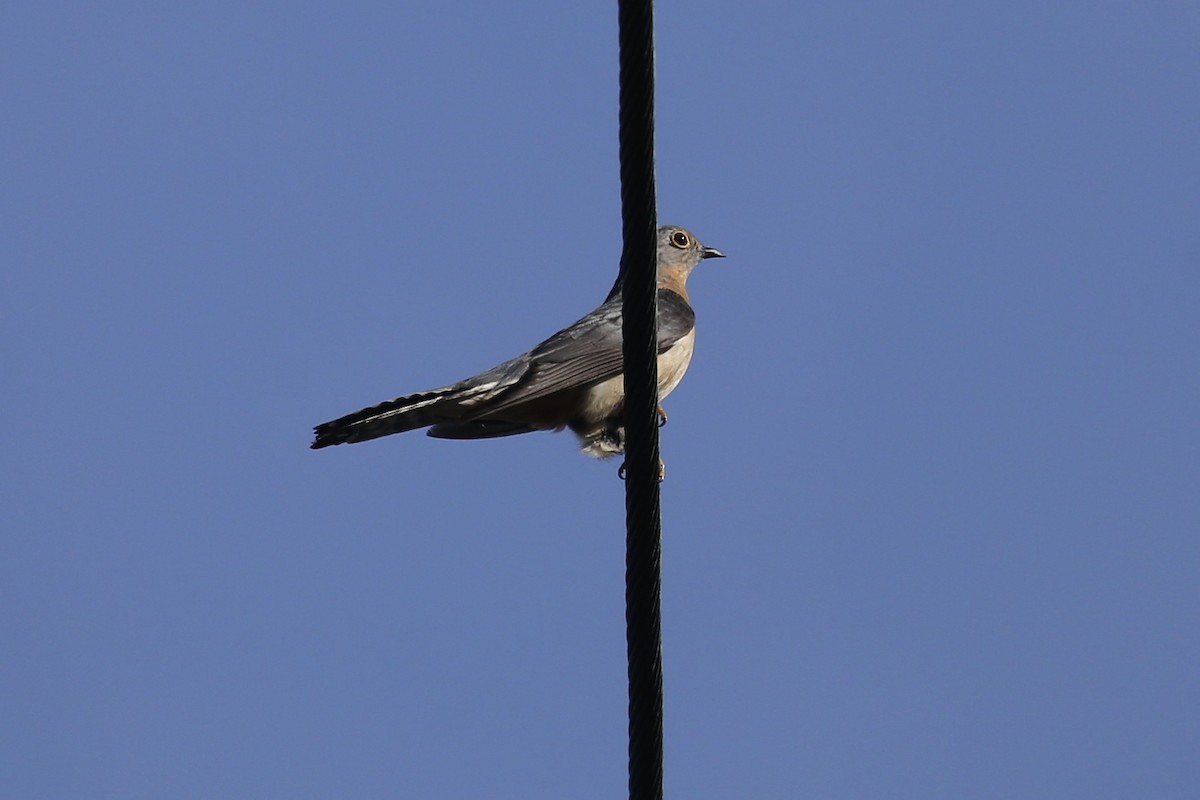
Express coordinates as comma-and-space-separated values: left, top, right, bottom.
701, 246, 725, 260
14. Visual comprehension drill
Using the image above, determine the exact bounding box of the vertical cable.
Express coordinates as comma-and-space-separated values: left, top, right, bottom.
616, 1, 662, 799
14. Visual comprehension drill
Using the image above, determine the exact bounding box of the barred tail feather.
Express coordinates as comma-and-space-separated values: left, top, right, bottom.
310, 389, 459, 449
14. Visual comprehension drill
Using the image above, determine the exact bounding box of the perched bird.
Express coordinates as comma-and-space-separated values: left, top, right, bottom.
311, 225, 724, 457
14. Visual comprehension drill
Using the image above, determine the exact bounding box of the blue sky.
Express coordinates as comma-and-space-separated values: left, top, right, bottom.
4, 2, 1197, 798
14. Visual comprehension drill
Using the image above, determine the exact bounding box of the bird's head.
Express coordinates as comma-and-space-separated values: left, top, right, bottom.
657, 225, 724, 286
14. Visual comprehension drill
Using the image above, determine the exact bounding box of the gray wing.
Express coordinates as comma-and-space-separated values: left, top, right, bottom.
457, 289, 695, 420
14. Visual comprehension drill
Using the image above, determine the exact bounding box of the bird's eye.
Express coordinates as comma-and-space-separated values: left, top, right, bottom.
670, 231, 690, 248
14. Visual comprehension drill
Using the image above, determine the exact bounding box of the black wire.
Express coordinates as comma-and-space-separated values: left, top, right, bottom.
616, 2, 663, 799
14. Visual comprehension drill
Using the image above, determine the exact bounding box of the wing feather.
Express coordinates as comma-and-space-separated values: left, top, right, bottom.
463, 289, 695, 419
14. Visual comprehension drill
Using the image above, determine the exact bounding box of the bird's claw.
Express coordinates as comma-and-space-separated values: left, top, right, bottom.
657, 406, 668, 428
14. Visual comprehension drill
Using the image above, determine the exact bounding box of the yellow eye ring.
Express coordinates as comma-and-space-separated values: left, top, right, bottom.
670, 231, 690, 248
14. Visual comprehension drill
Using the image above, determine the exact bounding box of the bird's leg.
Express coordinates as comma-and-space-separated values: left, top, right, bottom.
615, 411, 666, 479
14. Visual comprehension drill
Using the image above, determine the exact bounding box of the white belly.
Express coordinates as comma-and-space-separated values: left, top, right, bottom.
656, 328, 696, 400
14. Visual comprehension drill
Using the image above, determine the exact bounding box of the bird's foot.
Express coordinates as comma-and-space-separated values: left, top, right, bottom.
617, 459, 666, 482
657, 406, 668, 427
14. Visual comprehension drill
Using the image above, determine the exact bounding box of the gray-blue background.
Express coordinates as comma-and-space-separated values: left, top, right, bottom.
5, 2, 1196, 797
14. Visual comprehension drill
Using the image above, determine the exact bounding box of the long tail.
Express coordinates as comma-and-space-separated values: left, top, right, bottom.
311, 388, 461, 448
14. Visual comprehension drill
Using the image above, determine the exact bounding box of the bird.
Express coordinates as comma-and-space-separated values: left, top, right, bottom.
311, 225, 724, 457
